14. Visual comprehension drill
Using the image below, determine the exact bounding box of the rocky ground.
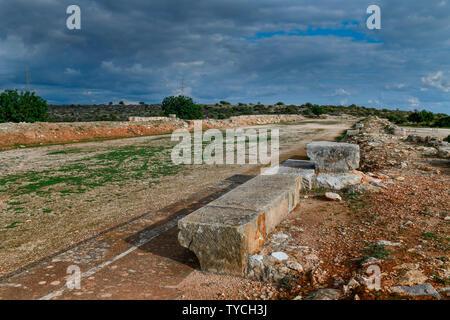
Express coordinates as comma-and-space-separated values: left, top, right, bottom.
178, 117, 449, 300
0, 116, 447, 300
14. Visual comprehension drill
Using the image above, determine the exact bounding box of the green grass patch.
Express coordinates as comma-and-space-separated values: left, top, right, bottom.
423, 232, 438, 240
4, 221, 20, 229
363, 244, 391, 259
0, 142, 181, 199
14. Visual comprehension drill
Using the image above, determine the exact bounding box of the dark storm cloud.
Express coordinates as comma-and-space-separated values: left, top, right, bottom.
0, 0, 448, 112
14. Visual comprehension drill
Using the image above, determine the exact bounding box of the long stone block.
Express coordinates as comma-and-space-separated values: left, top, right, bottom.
306, 141, 360, 172
178, 174, 301, 276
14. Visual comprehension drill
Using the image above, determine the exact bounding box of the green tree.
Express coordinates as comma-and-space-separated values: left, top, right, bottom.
434, 116, 450, 128
310, 104, 324, 116
161, 95, 203, 120
408, 110, 434, 123
0, 90, 48, 123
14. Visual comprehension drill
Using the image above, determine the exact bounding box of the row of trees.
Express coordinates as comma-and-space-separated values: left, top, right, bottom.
0, 90, 448, 126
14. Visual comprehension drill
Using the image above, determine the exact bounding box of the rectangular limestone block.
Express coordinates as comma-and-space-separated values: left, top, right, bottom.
178, 206, 265, 275
178, 174, 301, 276
208, 175, 301, 232
306, 141, 360, 172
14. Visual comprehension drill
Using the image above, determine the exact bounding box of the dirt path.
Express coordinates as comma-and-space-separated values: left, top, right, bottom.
0, 119, 355, 290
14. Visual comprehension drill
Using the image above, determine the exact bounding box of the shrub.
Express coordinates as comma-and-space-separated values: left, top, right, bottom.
444, 135, 450, 143
310, 104, 324, 116
0, 90, 48, 123
434, 116, 450, 128
119, 101, 125, 105
302, 109, 313, 117
408, 110, 434, 123
161, 95, 203, 120
281, 105, 298, 114
219, 100, 231, 105
387, 113, 408, 124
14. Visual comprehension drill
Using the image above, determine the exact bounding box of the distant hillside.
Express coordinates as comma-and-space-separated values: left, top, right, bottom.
48, 103, 449, 128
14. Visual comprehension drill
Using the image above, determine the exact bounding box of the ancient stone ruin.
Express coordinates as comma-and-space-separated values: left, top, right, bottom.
177, 140, 363, 276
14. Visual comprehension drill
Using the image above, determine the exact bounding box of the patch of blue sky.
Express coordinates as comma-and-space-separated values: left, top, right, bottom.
245, 25, 382, 44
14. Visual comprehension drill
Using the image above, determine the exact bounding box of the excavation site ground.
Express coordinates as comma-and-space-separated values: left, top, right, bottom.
0, 116, 448, 300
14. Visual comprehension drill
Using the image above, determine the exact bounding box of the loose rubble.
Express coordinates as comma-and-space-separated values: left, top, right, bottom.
240, 117, 449, 300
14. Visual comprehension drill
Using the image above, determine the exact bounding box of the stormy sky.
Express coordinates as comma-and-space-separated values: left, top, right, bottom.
0, 0, 449, 112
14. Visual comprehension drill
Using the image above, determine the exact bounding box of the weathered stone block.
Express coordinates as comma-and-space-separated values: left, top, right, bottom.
315, 172, 362, 190
209, 175, 301, 234
178, 174, 301, 276
306, 141, 360, 172
346, 129, 359, 136
178, 206, 263, 275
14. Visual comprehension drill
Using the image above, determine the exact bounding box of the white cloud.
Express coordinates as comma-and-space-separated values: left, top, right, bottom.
421, 71, 450, 92
385, 83, 406, 90
408, 97, 420, 108
332, 88, 350, 96
64, 68, 80, 76
173, 61, 205, 68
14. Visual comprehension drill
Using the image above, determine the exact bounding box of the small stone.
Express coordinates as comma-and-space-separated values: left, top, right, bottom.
38, 281, 46, 285
391, 283, 441, 300
279, 267, 289, 274
315, 172, 362, 190
376, 240, 401, 246
325, 192, 342, 201
271, 252, 289, 262
305, 288, 342, 300
398, 270, 428, 286
50, 281, 61, 286
286, 261, 303, 273
361, 257, 381, 266
272, 233, 289, 241
343, 278, 360, 295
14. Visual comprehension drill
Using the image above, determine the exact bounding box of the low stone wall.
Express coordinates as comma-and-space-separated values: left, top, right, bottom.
0, 114, 305, 150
